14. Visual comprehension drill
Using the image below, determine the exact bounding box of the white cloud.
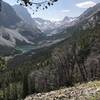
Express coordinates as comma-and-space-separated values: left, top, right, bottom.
76, 1, 96, 8
61, 10, 70, 13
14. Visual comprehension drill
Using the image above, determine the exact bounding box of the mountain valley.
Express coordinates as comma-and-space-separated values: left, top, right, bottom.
0, 1, 100, 100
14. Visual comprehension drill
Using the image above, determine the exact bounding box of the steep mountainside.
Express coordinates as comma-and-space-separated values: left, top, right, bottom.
78, 3, 100, 21
13, 5, 40, 31
13, 5, 33, 25
0, 1, 44, 56
0, 1, 21, 28
0, 27, 32, 47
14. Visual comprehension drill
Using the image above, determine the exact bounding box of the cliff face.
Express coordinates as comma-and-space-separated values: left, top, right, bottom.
25, 81, 100, 100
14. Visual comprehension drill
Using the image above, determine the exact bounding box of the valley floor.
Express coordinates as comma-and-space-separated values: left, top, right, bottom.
25, 81, 100, 100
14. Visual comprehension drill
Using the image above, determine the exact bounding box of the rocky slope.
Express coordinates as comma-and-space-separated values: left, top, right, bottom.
0, 27, 33, 47
0, 1, 21, 28
25, 81, 100, 100
0, 1, 45, 56
0, 1, 43, 46
78, 3, 100, 22
13, 5, 41, 32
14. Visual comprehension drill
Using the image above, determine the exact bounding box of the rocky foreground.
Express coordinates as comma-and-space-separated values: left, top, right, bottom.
25, 81, 100, 100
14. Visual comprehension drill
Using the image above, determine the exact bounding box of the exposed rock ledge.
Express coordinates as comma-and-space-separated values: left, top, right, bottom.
25, 81, 100, 100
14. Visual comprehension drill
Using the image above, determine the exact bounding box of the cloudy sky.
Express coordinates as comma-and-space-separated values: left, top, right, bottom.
3, 0, 100, 21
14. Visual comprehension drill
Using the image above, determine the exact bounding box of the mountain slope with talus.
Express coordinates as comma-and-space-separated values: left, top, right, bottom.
0, 1, 44, 56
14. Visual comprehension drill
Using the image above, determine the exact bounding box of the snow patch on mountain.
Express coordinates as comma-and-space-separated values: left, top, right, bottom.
34, 17, 76, 34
